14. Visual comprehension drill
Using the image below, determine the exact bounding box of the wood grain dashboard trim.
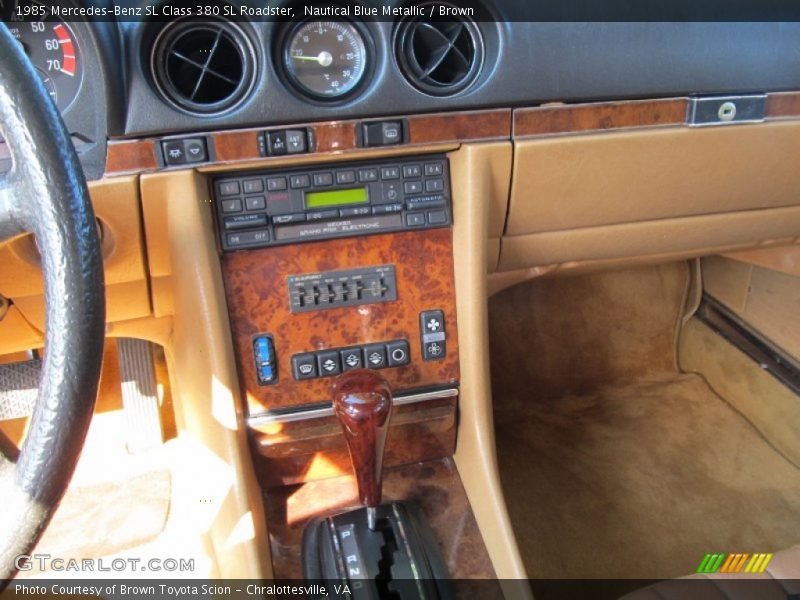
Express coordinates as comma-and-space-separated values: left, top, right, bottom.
105, 108, 510, 176
105, 93, 800, 176
221, 227, 460, 415
513, 97, 690, 137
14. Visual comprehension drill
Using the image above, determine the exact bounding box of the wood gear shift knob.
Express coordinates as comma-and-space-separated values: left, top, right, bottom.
332, 369, 393, 517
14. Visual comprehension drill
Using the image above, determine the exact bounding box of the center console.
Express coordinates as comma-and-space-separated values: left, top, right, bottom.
214, 153, 495, 590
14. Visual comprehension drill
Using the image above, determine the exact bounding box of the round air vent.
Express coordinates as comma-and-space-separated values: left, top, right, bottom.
151, 18, 256, 115
395, 7, 484, 96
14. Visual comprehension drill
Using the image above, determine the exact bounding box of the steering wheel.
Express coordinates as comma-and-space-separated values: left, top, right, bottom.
0, 24, 105, 579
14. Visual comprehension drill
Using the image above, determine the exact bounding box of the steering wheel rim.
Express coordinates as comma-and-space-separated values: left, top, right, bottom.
0, 23, 105, 580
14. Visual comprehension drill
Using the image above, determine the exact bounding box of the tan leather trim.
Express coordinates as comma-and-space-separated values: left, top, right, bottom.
0, 176, 151, 339
498, 207, 800, 272
450, 142, 531, 589
507, 121, 800, 237
723, 243, 800, 277
702, 255, 800, 363
137, 170, 271, 578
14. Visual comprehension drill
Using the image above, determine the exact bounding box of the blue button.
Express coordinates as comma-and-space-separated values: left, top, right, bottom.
254, 337, 272, 362
258, 364, 275, 383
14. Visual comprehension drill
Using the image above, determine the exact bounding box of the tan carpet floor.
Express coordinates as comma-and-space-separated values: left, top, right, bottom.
489, 263, 800, 579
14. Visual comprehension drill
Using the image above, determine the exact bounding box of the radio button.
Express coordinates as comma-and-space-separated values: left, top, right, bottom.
307, 209, 339, 221
219, 181, 240, 196
224, 214, 268, 230
424, 162, 444, 176
221, 199, 242, 214
358, 168, 379, 182
372, 203, 403, 215
403, 164, 422, 178
290, 174, 311, 189
336, 170, 356, 184
340, 206, 372, 217
404, 181, 423, 195
406, 212, 426, 227
428, 210, 448, 225
245, 196, 266, 211
273, 212, 306, 224
313, 172, 334, 187
425, 178, 444, 192
243, 179, 264, 194
381, 181, 402, 203
380, 166, 400, 180
227, 230, 270, 247
267, 177, 287, 191
406, 195, 446, 211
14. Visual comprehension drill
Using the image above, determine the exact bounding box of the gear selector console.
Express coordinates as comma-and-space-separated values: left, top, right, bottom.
301, 370, 452, 598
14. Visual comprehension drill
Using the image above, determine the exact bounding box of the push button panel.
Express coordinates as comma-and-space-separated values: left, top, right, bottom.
292, 339, 410, 381
214, 155, 451, 251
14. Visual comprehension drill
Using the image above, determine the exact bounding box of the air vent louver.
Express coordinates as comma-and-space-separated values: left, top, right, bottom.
151, 19, 255, 115
395, 9, 483, 96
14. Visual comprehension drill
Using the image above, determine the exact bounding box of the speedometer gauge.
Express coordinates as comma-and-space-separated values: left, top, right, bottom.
4, 18, 83, 112
283, 20, 369, 101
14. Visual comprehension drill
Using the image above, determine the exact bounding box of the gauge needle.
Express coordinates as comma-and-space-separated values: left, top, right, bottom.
291, 51, 334, 67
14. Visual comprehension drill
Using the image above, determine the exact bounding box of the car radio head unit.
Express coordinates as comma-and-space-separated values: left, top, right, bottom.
214, 154, 451, 251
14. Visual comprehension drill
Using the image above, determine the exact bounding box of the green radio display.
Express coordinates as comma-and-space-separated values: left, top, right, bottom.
305, 187, 368, 209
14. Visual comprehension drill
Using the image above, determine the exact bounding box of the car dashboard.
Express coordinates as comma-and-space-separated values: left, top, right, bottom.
2, 0, 800, 583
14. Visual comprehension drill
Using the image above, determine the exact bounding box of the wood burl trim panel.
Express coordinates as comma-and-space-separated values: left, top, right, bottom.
264, 458, 500, 585
222, 228, 460, 414
766, 92, 800, 119
407, 109, 511, 144
252, 396, 457, 487
104, 109, 510, 176
514, 98, 689, 137
106, 139, 158, 173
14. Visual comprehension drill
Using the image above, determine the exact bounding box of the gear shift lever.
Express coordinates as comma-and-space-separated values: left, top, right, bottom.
332, 369, 392, 530
302, 369, 451, 597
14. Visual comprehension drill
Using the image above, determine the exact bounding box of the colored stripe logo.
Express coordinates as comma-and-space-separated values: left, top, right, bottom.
696, 552, 773, 574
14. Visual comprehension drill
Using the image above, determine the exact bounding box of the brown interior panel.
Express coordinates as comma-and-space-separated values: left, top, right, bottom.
222, 228, 460, 414
264, 458, 499, 585
0, 176, 151, 340
251, 395, 456, 487
507, 121, 800, 236
498, 207, 800, 272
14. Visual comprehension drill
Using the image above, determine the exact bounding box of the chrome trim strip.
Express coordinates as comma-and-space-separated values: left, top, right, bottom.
247, 387, 458, 426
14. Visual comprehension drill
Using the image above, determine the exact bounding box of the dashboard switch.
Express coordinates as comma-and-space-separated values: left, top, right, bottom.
387, 340, 410, 366
420, 310, 447, 361
317, 351, 342, 376
292, 353, 317, 380
364, 344, 388, 369
253, 335, 277, 385
162, 140, 186, 165
361, 120, 405, 147
183, 138, 207, 163
340, 348, 364, 371
286, 130, 307, 154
